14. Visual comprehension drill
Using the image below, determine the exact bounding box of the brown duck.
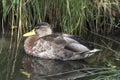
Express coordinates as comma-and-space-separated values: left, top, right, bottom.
23, 22, 101, 60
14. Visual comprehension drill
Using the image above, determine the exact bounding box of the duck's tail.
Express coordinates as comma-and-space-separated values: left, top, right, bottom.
79, 48, 102, 58
63, 49, 101, 60
88, 49, 102, 53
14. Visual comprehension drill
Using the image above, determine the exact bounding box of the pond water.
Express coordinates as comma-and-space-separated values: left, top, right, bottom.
0, 31, 120, 80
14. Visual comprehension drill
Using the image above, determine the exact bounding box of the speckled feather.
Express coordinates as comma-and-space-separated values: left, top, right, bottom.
24, 22, 101, 60
29, 34, 97, 60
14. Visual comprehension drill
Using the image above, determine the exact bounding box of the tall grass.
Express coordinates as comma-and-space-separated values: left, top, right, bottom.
1, 0, 120, 35
0, 0, 120, 80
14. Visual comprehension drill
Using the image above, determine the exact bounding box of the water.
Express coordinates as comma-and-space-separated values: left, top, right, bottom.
0, 32, 120, 80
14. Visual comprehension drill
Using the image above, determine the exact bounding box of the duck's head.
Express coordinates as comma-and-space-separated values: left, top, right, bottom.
23, 22, 52, 37
23, 22, 52, 54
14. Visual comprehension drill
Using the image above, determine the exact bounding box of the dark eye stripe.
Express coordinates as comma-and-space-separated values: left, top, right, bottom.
34, 26, 40, 29
35, 22, 50, 28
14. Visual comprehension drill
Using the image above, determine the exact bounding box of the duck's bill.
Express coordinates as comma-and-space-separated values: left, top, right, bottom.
23, 29, 36, 37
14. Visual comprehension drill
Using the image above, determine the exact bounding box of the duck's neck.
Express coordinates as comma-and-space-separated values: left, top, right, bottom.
24, 35, 39, 54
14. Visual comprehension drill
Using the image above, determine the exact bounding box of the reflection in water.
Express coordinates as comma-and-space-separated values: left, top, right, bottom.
22, 55, 91, 80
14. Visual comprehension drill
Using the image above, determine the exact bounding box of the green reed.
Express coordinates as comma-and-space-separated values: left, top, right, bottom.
2, 0, 120, 35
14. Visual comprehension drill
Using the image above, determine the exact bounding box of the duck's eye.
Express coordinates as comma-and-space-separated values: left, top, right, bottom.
35, 26, 40, 30
41, 29, 46, 31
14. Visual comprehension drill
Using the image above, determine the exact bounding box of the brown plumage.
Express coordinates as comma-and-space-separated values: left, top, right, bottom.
23, 22, 101, 60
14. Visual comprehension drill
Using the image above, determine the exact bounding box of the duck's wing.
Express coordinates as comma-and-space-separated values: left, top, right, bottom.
33, 33, 68, 51
31, 34, 101, 60
41, 33, 90, 52
41, 33, 67, 47
63, 36, 90, 52
31, 33, 67, 58
63, 33, 94, 49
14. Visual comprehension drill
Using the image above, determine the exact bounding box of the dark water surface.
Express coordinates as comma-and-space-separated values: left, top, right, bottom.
0, 32, 120, 80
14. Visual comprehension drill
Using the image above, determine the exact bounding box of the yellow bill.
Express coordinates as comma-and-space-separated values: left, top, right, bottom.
23, 29, 36, 37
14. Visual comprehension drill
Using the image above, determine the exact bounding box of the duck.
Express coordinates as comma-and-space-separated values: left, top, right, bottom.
23, 22, 101, 60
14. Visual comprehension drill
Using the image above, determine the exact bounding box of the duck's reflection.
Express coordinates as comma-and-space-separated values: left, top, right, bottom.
22, 55, 91, 80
